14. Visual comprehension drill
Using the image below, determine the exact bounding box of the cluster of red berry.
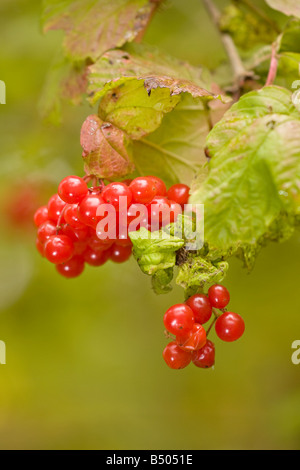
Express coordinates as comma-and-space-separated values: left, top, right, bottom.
163, 284, 245, 370
33, 174, 190, 278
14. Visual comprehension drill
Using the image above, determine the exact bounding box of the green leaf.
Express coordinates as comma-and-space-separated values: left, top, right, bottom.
219, 4, 277, 50
265, 0, 300, 19
80, 114, 135, 179
129, 227, 184, 275
88, 43, 212, 96
278, 19, 300, 53
176, 255, 229, 299
86, 44, 229, 185
151, 268, 173, 295
190, 86, 300, 260
42, 0, 160, 61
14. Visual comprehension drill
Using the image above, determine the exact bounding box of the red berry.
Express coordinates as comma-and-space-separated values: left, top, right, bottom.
215, 312, 245, 342
44, 235, 74, 264
186, 294, 212, 325
109, 244, 132, 263
168, 200, 182, 223
77, 193, 104, 228
163, 304, 195, 337
192, 340, 215, 368
33, 205, 49, 227
127, 203, 149, 230
64, 204, 86, 229
58, 175, 88, 204
56, 256, 85, 278
102, 182, 132, 211
36, 238, 45, 256
167, 184, 190, 206
208, 284, 230, 309
147, 176, 167, 196
61, 223, 89, 243
147, 196, 171, 230
83, 247, 109, 267
129, 177, 157, 204
37, 220, 56, 244
47, 194, 66, 223
88, 233, 113, 250
176, 323, 206, 352
163, 341, 192, 369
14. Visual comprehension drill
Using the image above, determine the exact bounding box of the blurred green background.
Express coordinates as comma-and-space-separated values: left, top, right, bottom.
0, 0, 300, 450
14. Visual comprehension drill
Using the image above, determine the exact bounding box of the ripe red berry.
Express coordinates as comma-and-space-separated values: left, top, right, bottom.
147, 176, 167, 196
127, 203, 149, 230
88, 233, 113, 251
56, 256, 85, 278
83, 247, 110, 266
185, 294, 212, 325
102, 182, 132, 211
58, 175, 88, 204
163, 304, 195, 337
109, 244, 132, 263
61, 223, 89, 243
176, 323, 206, 352
167, 184, 190, 206
163, 341, 192, 369
33, 205, 49, 227
208, 284, 230, 309
37, 220, 57, 244
47, 194, 66, 223
147, 196, 171, 230
77, 193, 104, 228
35, 238, 45, 256
215, 312, 245, 342
129, 177, 157, 204
168, 200, 182, 223
44, 235, 74, 264
64, 204, 86, 229
192, 340, 215, 368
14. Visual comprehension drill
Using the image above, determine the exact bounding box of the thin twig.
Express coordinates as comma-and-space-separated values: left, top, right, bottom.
264, 42, 278, 87
202, 0, 253, 92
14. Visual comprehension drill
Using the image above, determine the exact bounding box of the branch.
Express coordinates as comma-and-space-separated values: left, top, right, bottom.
264, 42, 278, 87
202, 0, 253, 91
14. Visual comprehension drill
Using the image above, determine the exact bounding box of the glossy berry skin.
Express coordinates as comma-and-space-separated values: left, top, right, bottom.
83, 247, 109, 267
176, 323, 206, 352
147, 176, 167, 196
37, 220, 57, 244
168, 200, 182, 224
148, 196, 171, 230
163, 304, 195, 338
47, 194, 66, 223
208, 284, 230, 309
129, 177, 157, 204
109, 244, 132, 263
56, 256, 85, 278
62, 223, 89, 243
215, 312, 245, 342
77, 194, 104, 228
58, 175, 88, 204
192, 340, 215, 368
33, 206, 49, 227
163, 341, 192, 369
64, 204, 86, 229
185, 294, 212, 325
167, 184, 190, 206
102, 182, 132, 211
36, 238, 45, 256
44, 235, 74, 264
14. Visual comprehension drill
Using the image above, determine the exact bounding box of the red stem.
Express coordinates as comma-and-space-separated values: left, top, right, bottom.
265, 43, 278, 87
